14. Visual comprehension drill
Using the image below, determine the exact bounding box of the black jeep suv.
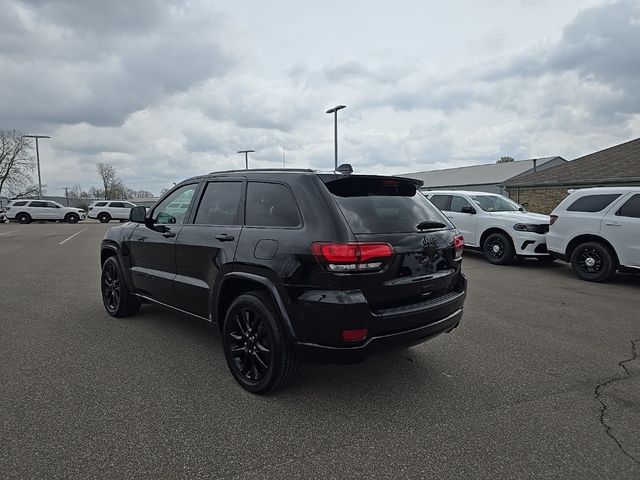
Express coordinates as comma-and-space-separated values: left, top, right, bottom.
100, 168, 467, 393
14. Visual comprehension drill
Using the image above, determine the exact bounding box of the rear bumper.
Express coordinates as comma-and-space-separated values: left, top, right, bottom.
548, 250, 567, 262
295, 308, 463, 364
290, 273, 467, 364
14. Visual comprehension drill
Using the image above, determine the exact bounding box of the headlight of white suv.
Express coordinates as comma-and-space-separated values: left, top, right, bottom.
513, 223, 549, 234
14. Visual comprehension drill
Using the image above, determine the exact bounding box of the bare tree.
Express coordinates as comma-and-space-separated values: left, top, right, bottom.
159, 187, 170, 196
89, 186, 105, 199
96, 162, 124, 200
11, 184, 44, 199
68, 184, 91, 198
0, 130, 37, 198
497, 156, 515, 163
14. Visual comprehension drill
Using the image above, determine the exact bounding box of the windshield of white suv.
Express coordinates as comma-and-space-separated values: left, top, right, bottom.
471, 195, 522, 212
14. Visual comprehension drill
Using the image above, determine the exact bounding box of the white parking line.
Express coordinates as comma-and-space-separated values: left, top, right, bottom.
59, 228, 87, 245
0, 230, 16, 237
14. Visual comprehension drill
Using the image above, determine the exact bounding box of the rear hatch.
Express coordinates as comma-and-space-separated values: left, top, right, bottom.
322, 175, 464, 320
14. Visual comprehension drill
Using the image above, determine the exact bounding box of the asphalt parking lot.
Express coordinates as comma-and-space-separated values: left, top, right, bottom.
1, 222, 639, 479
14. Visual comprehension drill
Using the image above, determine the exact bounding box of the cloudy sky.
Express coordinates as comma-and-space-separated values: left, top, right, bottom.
1, 0, 639, 196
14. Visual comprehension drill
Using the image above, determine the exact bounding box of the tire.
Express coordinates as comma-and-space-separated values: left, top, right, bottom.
65, 213, 80, 224
98, 213, 111, 223
222, 291, 298, 394
570, 241, 616, 283
16, 213, 31, 224
101, 256, 141, 317
483, 232, 515, 265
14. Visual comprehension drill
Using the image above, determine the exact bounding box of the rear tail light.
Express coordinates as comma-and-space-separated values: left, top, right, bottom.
311, 242, 394, 272
453, 234, 464, 260
550, 215, 558, 226
88, 206, 93, 210
342, 328, 368, 342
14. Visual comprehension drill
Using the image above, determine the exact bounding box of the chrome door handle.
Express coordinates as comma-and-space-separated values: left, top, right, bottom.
162, 231, 176, 238
605, 222, 621, 227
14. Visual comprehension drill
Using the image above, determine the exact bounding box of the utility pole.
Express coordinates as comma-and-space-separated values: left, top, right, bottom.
237, 150, 255, 170
326, 105, 346, 171
63, 187, 70, 206
22, 135, 51, 199
282, 146, 286, 168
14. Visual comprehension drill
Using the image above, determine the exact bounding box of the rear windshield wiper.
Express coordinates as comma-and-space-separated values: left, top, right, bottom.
416, 221, 447, 231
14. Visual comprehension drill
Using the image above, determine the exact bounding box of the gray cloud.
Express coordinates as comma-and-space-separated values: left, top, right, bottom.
0, 0, 237, 127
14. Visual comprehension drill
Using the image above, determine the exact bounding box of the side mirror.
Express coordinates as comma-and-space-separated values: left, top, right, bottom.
461, 206, 476, 214
129, 206, 147, 223
521, 202, 529, 208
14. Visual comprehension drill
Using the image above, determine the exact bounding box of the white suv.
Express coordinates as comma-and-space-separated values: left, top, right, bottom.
88, 200, 137, 223
5, 200, 86, 224
423, 190, 551, 264
547, 187, 640, 282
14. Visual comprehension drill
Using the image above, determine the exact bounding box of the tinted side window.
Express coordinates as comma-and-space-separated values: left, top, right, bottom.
29, 201, 45, 207
430, 195, 451, 211
153, 184, 197, 225
616, 194, 640, 218
245, 182, 301, 227
567, 194, 620, 213
13, 201, 28, 207
95, 202, 108, 207
43, 202, 58, 208
110, 202, 125, 208
450, 195, 473, 213
194, 182, 243, 225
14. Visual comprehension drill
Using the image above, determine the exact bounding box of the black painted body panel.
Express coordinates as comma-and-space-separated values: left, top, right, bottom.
100, 170, 468, 363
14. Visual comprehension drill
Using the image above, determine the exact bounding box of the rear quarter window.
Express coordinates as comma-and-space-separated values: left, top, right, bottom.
616, 194, 640, 218
566, 194, 621, 213
326, 177, 451, 234
12, 201, 28, 207
94, 202, 108, 207
245, 182, 301, 227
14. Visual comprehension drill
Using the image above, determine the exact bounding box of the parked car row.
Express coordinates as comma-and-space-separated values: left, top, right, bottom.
4, 200, 86, 223
423, 187, 640, 283
2, 199, 138, 223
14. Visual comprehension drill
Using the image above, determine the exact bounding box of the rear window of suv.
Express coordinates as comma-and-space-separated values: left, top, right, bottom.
567, 194, 621, 213
11, 201, 28, 206
94, 202, 108, 207
326, 177, 451, 234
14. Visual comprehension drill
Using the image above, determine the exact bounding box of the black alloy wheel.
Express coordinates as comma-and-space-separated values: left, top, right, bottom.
17, 213, 31, 224
223, 292, 298, 394
483, 232, 515, 265
66, 213, 79, 224
98, 213, 111, 223
101, 256, 141, 317
570, 241, 615, 283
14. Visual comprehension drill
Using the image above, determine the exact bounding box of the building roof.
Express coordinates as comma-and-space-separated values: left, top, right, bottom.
403, 157, 564, 188
506, 137, 640, 187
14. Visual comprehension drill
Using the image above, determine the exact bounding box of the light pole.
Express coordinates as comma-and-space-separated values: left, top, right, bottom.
22, 134, 51, 199
237, 149, 255, 170
63, 187, 70, 206
326, 105, 346, 171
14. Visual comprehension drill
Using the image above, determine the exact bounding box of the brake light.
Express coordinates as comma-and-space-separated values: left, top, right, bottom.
88, 206, 93, 210
311, 242, 394, 272
550, 215, 558, 226
453, 234, 464, 259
